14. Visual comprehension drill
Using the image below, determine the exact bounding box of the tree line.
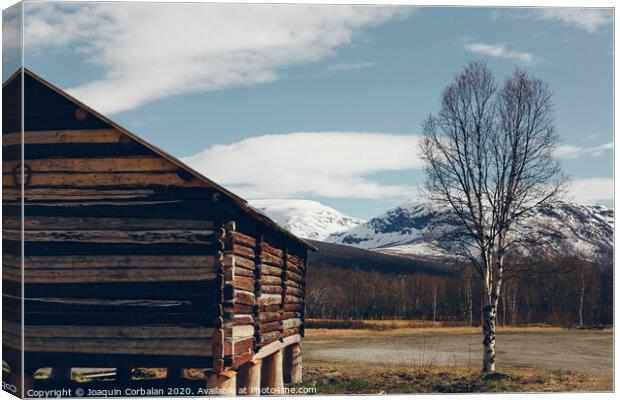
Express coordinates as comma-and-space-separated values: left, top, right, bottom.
305, 256, 612, 327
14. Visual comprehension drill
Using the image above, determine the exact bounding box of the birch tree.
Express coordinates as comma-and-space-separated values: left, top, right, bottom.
419, 61, 565, 373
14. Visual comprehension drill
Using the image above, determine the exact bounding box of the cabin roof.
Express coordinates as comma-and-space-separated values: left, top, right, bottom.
4, 68, 317, 252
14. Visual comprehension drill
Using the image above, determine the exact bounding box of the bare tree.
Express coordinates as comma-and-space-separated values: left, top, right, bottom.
419, 61, 565, 373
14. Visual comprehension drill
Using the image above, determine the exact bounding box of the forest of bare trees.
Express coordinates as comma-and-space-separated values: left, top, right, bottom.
305, 257, 612, 327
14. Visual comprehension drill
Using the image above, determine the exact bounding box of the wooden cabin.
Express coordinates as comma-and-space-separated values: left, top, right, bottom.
2, 68, 315, 396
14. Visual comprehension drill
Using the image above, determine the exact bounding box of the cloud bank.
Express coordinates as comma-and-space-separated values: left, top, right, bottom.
492, 8, 612, 34
566, 178, 614, 204
462, 42, 536, 64
182, 132, 421, 199
555, 142, 613, 158
24, 3, 408, 114
536, 8, 613, 33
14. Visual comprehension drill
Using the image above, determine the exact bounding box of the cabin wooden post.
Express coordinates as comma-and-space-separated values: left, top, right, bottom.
207, 370, 237, 396
283, 343, 302, 384
261, 349, 284, 393
236, 360, 262, 395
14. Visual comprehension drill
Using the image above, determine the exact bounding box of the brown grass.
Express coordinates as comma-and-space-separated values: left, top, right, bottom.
293, 360, 613, 393
304, 319, 611, 339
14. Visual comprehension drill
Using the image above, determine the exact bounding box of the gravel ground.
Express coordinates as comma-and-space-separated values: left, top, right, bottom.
304, 329, 613, 374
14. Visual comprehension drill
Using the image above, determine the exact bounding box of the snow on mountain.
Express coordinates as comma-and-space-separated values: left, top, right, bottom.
327, 201, 614, 263
249, 199, 363, 240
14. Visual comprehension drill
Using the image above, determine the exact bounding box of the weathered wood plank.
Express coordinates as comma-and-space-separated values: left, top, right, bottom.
282, 318, 302, 330
4, 156, 177, 173
4, 129, 122, 146
260, 275, 282, 286
234, 266, 255, 278
258, 312, 283, 324
285, 296, 303, 304
225, 337, 254, 357
260, 265, 282, 277
4, 254, 217, 269
285, 261, 304, 276
5, 322, 213, 339
286, 270, 304, 283
229, 255, 255, 271
258, 294, 282, 306
233, 314, 254, 326
259, 242, 284, 258
261, 285, 283, 295
5, 229, 215, 244
3, 216, 215, 230
7, 239, 219, 256
233, 276, 255, 292
285, 287, 304, 298
231, 244, 254, 260
284, 279, 301, 289
258, 331, 280, 347
260, 253, 283, 267
4, 188, 157, 201
12, 267, 218, 284
283, 303, 304, 312
259, 321, 281, 333
233, 303, 254, 314
231, 325, 254, 339
235, 290, 255, 306
2, 172, 204, 188
20, 280, 220, 300
228, 231, 256, 248
21, 339, 213, 356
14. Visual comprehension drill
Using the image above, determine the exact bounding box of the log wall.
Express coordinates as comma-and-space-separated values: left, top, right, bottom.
220, 227, 307, 369
2, 73, 225, 369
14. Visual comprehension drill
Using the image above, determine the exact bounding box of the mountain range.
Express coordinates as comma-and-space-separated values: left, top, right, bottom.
249, 199, 363, 240
253, 198, 614, 264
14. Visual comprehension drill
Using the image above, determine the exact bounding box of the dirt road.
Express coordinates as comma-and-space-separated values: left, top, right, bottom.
303, 329, 613, 374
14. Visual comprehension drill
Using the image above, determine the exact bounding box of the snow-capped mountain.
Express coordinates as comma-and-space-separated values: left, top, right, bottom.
327, 201, 614, 263
249, 199, 363, 240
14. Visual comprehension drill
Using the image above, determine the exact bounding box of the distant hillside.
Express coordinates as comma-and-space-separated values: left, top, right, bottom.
328, 201, 614, 264
307, 240, 455, 276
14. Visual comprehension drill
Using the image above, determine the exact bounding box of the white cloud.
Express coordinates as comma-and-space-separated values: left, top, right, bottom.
536, 8, 612, 33
565, 178, 613, 204
462, 42, 536, 64
325, 62, 375, 72
181, 132, 422, 199
23, 3, 408, 114
555, 142, 613, 158
491, 8, 612, 34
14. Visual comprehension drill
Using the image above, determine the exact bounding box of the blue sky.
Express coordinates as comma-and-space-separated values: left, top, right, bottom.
4, 3, 614, 219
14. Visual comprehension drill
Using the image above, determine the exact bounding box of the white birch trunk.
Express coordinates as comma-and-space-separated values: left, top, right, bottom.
578, 272, 585, 327
482, 301, 497, 373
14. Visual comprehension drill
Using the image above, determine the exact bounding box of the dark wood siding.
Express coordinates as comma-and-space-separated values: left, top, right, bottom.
2, 74, 222, 368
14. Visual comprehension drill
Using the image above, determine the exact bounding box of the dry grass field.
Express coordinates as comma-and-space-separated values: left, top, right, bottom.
301, 320, 613, 392
292, 360, 613, 393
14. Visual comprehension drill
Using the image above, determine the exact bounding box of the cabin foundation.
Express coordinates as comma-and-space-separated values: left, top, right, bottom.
207, 370, 237, 396
284, 343, 303, 384
261, 350, 284, 394
237, 360, 262, 395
